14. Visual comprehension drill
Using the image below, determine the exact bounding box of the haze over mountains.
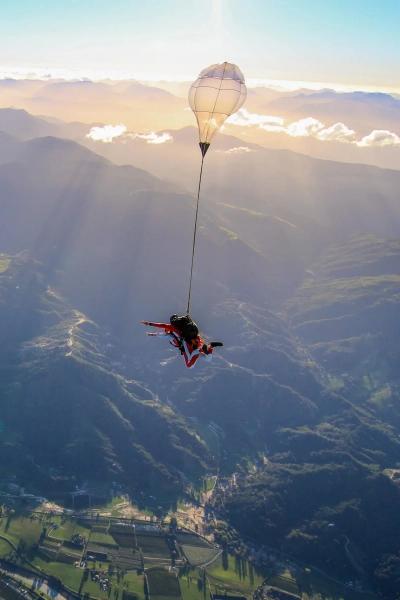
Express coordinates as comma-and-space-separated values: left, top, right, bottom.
1, 78, 399, 170
0, 85, 400, 596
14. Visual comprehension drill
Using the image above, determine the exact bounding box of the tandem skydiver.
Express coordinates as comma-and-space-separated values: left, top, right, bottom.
141, 314, 223, 368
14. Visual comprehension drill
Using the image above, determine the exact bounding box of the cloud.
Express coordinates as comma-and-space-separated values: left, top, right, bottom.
316, 122, 356, 142
128, 131, 173, 145
356, 129, 400, 147
227, 108, 399, 149
227, 108, 284, 130
86, 126, 173, 145
224, 146, 254, 154
286, 117, 325, 137
86, 124, 127, 143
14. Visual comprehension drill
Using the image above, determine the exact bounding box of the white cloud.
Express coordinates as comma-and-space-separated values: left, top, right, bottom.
316, 122, 356, 142
286, 117, 325, 137
227, 108, 284, 130
86, 125, 173, 145
86, 124, 127, 143
227, 108, 400, 149
128, 131, 173, 145
224, 146, 254, 154
357, 129, 400, 147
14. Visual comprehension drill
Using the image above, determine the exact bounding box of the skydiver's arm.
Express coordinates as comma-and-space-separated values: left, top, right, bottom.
141, 321, 174, 332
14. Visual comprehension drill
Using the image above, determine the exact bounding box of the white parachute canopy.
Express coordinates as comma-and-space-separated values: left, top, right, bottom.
189, 61, 247, 155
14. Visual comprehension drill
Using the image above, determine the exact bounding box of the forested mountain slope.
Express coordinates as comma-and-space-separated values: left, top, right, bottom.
0, 113, 400, 594
0, 256, 210, 495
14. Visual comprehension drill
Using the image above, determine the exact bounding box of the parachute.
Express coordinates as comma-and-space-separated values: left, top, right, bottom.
186, 62, 247, 313
189, 62, 247, 157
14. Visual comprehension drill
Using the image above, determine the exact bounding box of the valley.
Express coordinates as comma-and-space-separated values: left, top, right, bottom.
0, 104, 399, 598
0, 497, 379, 600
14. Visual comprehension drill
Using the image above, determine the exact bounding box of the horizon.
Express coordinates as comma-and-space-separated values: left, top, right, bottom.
1, 69, 399, 97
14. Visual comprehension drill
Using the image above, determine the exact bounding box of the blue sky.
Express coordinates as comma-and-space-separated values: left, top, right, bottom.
0, 0, 399, 90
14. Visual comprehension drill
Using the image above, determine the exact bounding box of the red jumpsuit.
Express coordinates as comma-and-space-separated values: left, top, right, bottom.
142, 321, 213, 368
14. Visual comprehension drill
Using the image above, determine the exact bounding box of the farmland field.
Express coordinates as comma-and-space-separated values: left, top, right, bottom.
108, 547, 142, 570
136, 534, 170, 557
124, 572, 146, 599
89, 531, 118, 546
176, 534, 210, 548
87, 542, 111, 554
110, 532, 136, 547
3, 517, 42, 548
0, 538, 13, 558
81, 572, 146, 600
146, 568, 181, 598
50, 520, 90, 541
91, 525, 109, 533
179, 573, 208, 600
181, 545, 220, 567
32, 557, 84, 592
207, 553, 264, 596
58, 546, 83, 563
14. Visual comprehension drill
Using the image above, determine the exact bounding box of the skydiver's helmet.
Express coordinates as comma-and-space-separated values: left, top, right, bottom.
170, 314, 199, 341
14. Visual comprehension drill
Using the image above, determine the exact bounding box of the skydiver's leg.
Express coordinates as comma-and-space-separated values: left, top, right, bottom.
182, 340, 200, 364
146, 332, 169, 337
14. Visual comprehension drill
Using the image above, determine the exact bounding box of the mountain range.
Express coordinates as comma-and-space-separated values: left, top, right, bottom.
0, 107, 399, 596
1, 79, 400, 170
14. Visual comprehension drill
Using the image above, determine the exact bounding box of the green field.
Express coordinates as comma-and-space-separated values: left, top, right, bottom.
0, 512, 379, 600
181, 545, 220, 567
81, 571, 146, 600
176, 534, 210, 548
207, 554, 264, 596
50, 520, 90, 541
124, 572, 146, 599
0, 538, 13, 558
32, 557, 83, 592
89, 531, 118, 546
179, 573, 208, 600
146, 568, 181, 597
2, 516, 42, 548
136, 534, 170, 557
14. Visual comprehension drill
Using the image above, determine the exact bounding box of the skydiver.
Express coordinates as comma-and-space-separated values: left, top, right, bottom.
141, 315, 223, 368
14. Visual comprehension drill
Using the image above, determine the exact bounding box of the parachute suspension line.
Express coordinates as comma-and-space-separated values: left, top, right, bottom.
186, 152, 206, 315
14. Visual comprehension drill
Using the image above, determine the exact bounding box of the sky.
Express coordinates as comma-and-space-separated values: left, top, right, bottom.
0, 0, 399, 91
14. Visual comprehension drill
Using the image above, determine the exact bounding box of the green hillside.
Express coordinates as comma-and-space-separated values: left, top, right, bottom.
0, 256, 210, 495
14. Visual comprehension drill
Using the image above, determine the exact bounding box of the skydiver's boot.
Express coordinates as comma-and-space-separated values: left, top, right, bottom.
210, 342, 224, 348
